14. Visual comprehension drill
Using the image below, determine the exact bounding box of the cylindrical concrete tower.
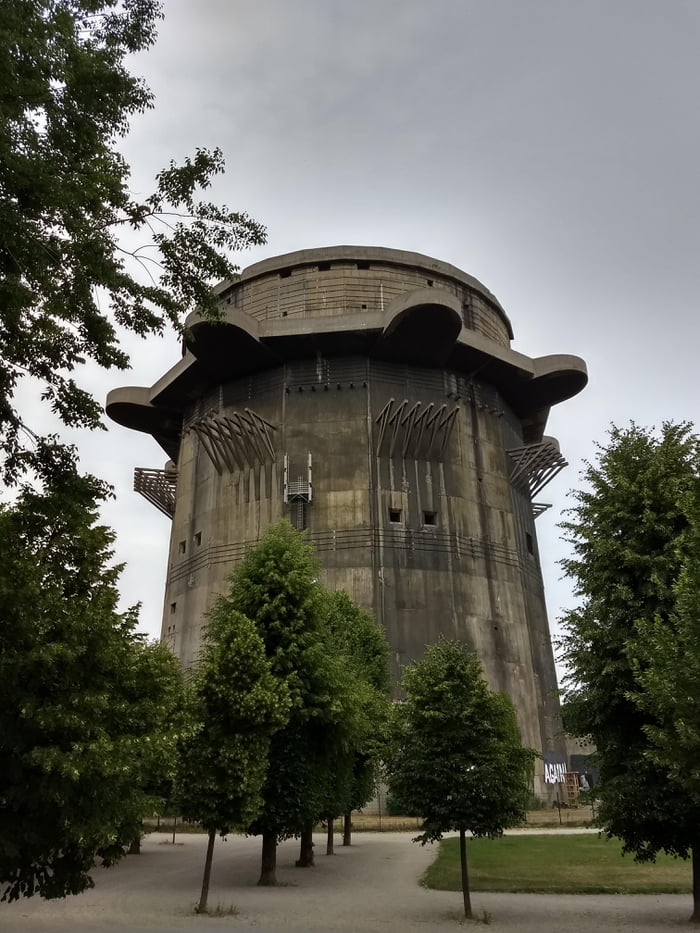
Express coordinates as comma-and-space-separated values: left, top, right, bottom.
107, 246, 587, 790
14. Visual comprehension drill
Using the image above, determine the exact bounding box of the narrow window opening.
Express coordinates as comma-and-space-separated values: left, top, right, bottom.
525, 532, 534, 555
389, 508, 402, 523
279, 268, 292, 278
317, 261, 331, 271
356, 260, 370, 270
361, 303, 367, 309
194, 532, 202, 547
282, 310, 288, 317
170, 602, 177, 614
178, 540, 186, 554
423, 510, 437, 526
426, 278, 434, 287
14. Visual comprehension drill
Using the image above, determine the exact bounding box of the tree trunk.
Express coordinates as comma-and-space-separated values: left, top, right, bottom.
326, 817, 334, 855
459, 828, 473, 919
692, 845, 700, 922
128, 835, 141, 855
197, 828, 216, 913
296, 821, 315, 866
343, 810, 352, 846
258, 830, 278, 886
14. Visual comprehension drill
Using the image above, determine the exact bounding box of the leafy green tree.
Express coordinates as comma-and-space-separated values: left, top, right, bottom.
293, 593, 389, 863
227, 520, 335, 884
558, 422, 700, 921
176, 599, 289, 913
386, 640, 535, 920
115, 634, 186, 855
0, 0, 265, 481
323, 591, 390, 852
627, 499, 700, 919
631, 531, 700, 791
0, 456, 184, 901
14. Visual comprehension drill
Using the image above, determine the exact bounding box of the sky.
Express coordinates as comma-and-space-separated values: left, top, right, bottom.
61, 0, 700, 681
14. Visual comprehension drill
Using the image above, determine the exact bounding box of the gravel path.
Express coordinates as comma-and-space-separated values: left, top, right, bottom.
0, 831, 694, 932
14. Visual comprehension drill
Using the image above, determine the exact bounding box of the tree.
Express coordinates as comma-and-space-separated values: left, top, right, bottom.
631, 528, 700, 792
558, 422, 700, 921
0, 457, 185, 901
386, 639, 535, 920
0, 0, 266, 481
627, 497, 700, 919
175, 599, 289, 914
227, 520, 336, 885
323, 590, 390, 852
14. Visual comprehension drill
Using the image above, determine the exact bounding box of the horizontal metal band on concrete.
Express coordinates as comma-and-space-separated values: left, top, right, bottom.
165, 526, 543, 588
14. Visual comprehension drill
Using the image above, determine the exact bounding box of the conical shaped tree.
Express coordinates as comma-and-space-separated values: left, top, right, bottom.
176, 600, 289, 913
227, 521, 334, 885
559, 422, 700, 922
387, 639, 535, 919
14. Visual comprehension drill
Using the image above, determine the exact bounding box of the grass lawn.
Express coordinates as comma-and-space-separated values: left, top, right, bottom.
423, 834, 693, 894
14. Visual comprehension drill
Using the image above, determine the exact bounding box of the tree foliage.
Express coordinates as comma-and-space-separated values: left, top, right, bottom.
323, 591, 390, 849
175, 599, 289, 912
631, 512, 700, 796
176, 606, 290, 835
0, 0, 266, 480
0, 462, 184, 901
226, 521, 336, 882
558, 422, 700, 872
386, 639, 535, 918
224, 522, 390, 880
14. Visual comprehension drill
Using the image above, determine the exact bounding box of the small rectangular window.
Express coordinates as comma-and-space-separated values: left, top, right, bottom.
194, 532, 202, 547
279, 268, 292, 278
423, 511, 437, 526
525, 532, 534, 555
356, 260, 370, 270
389, 508, 402, 523
426, 278, 434, 287
317, 261, 331, 271
178, 540, 186, 554
170, 602, 177, 615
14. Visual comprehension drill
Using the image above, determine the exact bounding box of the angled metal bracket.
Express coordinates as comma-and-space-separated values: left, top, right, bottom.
187, 408, 276, 475
375, 399, 459, 460
507, 441, 567, 498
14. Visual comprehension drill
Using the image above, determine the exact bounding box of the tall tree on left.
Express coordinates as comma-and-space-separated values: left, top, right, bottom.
0, 459, 185, 901
0, 0, 266, 483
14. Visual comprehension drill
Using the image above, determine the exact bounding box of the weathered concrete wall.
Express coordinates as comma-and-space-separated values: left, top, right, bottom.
163, 359, 557, 763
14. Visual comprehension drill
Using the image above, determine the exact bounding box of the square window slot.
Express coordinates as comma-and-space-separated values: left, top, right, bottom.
389, 508, 402, 523
423, 511, 437, 526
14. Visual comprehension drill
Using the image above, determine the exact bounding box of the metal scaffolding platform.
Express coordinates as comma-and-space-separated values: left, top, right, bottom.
134, 467, 177, 518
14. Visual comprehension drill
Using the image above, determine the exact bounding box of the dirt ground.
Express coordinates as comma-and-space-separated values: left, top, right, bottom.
1, 830, 695, 933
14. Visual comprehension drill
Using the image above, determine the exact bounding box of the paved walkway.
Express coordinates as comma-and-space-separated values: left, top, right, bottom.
0, 831, 694, 932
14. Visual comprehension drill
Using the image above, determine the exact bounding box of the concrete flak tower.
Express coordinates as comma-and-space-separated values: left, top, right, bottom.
107, 246, 587, 792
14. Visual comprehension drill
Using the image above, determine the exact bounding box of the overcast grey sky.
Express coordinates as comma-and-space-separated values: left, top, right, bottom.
72, 0, 700, 678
